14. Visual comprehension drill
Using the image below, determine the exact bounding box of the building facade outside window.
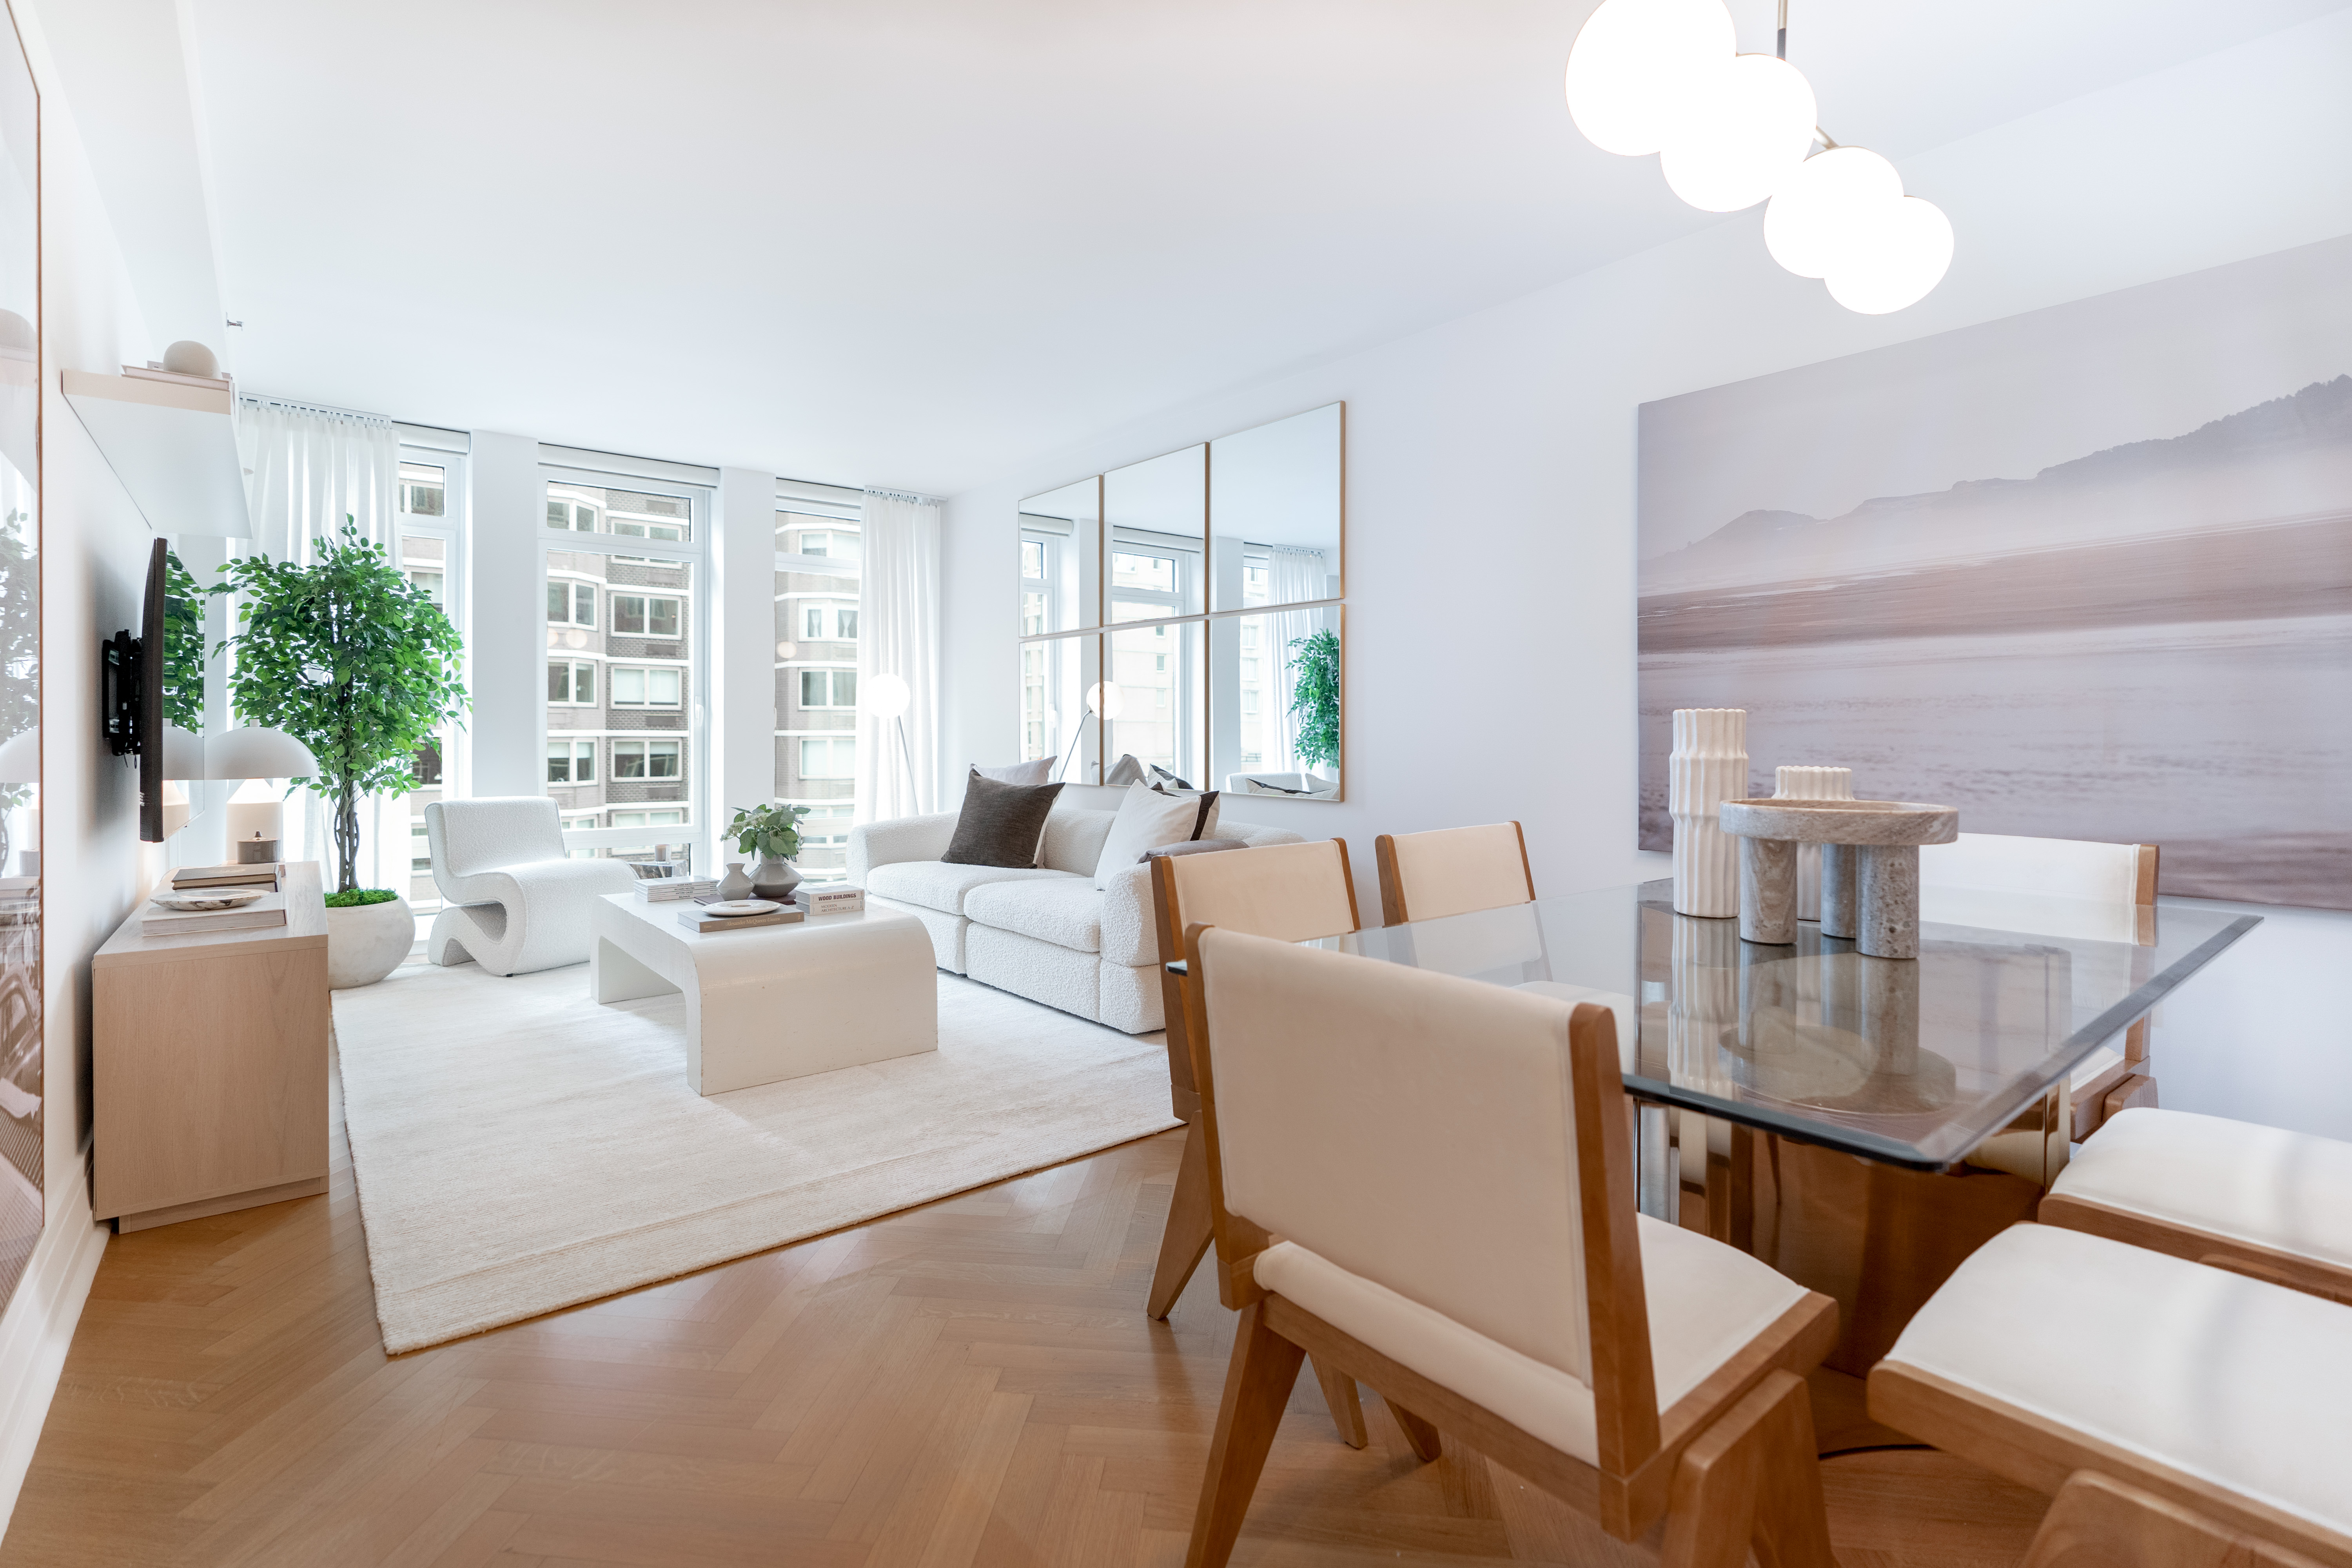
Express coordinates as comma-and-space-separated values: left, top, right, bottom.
400, 448, 466, 911
775, 497, 863, 881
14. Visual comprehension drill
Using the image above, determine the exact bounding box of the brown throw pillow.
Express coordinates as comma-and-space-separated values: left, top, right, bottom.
942, 768, 1064, 867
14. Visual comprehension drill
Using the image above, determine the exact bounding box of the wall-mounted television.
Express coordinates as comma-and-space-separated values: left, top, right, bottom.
100, 537, 167, 842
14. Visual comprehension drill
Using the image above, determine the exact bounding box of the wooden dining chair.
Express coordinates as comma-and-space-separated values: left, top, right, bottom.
1920, 831, 2160, 1139
1869, 1222, 2352, 1566
2039, 1107, 2352, 1307
1145, 838, 1370, 1444
1182, 924, 1842, 1568
1373, 821, 1535, 927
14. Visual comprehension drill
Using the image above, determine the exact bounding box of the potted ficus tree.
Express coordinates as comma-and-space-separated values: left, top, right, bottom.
214, 520, 468, 988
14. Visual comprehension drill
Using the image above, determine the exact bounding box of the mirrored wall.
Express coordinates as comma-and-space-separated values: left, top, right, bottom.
1016, 403, 1343, 800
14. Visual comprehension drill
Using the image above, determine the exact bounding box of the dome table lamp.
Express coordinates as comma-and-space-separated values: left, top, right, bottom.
207, 727, 318, 863
862, 673, 919, 809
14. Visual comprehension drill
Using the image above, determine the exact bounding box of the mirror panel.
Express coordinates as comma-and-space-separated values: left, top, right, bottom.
1209, 403, 1340, 613
1018, 476, 1100, 633
1103, 618, 1205, 790
1016, 632, 1100, 783
1104, 445, 1205, 625
1212, 603, 1340, 800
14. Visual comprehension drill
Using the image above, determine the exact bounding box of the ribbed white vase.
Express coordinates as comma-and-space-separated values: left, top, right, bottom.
1773, 765, 1854, 922
1668, 708, 1746, 918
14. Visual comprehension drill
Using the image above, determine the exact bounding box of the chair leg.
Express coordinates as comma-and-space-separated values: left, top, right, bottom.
1385, 1398, 1444, 1462
2020, 1471, 2316, 1568
1659, 1369, 1835, 1568
1185, 1301, 1307, 1568
1311, 1356, 1368, 1449
1147, 1120, 1216, 1321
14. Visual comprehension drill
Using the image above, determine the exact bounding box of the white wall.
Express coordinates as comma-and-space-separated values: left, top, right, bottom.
940, 10, 2352, 1132
0, 0, 173, 1532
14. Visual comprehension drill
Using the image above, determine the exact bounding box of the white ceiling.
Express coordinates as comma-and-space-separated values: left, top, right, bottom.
182, 0, 2347, 496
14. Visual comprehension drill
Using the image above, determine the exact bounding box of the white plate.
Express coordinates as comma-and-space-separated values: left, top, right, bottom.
153, 889, 265, 912
702, 899, 780, 918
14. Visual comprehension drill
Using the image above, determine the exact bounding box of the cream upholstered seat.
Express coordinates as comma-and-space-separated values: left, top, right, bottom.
1374, 822, 1534, 926
1920, 829, 2159, 1139
1870, 1223, 2352, 1561
2041, 1108, 2352, 1304
424, 797, 637, 977
1183, 926, 1838, 1568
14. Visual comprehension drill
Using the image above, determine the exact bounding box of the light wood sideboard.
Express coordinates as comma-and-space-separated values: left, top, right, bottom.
93, 860, 331, 1232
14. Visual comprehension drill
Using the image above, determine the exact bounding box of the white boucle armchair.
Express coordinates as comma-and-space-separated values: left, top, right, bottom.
424, 797, 638, 976
848, 789, 1304, 1034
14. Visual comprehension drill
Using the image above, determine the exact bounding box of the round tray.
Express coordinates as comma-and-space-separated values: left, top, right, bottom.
152, 888, 266, 912
702, 899, 781, 918
1717, 798, 1958, 845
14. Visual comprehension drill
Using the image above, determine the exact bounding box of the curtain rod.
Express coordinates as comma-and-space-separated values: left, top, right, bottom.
864, 487, 942, 506
238, 392, 395, 427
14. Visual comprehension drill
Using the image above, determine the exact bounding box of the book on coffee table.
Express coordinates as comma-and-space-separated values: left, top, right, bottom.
675, 906, 805, 934
171, 863, 282, 890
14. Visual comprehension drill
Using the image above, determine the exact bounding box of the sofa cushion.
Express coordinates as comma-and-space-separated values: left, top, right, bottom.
1093, 781, 1216, 891
973, 758, 1054, 786
865, 859, 1066, 917
1040, 804, 1117, 876
942, 770, 1063, 867
965, 875, 1102, 953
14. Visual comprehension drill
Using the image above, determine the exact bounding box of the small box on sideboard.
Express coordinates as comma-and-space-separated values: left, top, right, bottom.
93, 860, 330, 1232
797, 886, 865, 916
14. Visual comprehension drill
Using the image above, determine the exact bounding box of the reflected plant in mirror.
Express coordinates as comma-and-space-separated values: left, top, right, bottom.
1287, 628, 1340, 772
161, 548, 206, 732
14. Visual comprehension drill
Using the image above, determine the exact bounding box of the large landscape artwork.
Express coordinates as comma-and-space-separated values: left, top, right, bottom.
1638, 235, 2352, 909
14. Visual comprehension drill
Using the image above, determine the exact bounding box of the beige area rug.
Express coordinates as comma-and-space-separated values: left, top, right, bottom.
332, 961, 1178, 1353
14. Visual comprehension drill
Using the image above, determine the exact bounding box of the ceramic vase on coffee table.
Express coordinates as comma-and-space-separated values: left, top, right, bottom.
751, 854, 801, 903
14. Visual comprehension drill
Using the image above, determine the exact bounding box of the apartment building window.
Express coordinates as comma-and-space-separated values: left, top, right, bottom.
799, 670, 855, 708
401, 461, 447, 517
610, 666, 684, 707
548, 661, 597, 705
800, 603, 856, 641
543, 466, 706, 869
799, 736, 855, 779
401, 446, 467, 912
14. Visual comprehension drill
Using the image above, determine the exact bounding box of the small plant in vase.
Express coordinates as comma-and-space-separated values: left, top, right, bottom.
727, 803, 811, 902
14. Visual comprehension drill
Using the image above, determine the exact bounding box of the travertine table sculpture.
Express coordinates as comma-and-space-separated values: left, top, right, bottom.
1717, 799, 1960, 959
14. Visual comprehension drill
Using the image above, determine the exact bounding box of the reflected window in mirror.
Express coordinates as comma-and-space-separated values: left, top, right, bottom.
1209, 403, 1341, 613
1211, 606, 1339, 800
1017, 475, 1100, 633
1015, 633, 1098, 782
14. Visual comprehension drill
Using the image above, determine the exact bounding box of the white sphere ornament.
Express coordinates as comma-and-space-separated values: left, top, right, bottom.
1764, 146, 1903, 278
864, 672, 912, 719
1564, 0, 1734, 157
1085, 682, 1125, 720
1658, 53, 1818, 212
1825, 196, 1954, 314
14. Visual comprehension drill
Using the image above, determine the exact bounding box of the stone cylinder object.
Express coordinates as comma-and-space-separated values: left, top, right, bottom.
1738, 836, 1798, 945
1668, 709, 1746, 919
1819, 842, 1858, 940
1857, 844, 1923, 960
1773, 765, 1854, 922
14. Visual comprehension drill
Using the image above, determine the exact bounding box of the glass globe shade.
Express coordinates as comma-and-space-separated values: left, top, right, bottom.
1085, 682, 1125, 720
1564, 0, 1733, 158
1764, 146, 1902, 278
864, 672, 912, 719
1659, 53, 1818, 213
775, 640, 797, 659
1826, 196, 1954, 314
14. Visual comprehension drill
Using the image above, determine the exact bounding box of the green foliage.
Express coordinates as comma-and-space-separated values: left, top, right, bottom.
727, 802, 809, 860
216, 520, 468, 894
0, 510, 34, 815
1285, 628, 1341, 771
161, 548, 206, 732
323, 887, 401, 908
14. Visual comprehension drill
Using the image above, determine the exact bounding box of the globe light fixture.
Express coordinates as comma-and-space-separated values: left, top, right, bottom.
1085, 682, 1125, 720
1658, 51, 1817, 213
1563, 0, 1731, 156
864, 672, 913, 720
1564, 0, 1953, 313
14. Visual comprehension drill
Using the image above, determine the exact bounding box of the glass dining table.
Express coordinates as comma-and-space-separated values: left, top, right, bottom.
1277, 878, 2260, 1395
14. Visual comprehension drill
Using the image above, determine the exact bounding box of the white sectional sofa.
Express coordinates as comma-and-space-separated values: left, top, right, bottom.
848, 785, 1304, 1034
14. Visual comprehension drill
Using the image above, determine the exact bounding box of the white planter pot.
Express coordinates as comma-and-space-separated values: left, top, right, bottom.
326, 893, 414, 990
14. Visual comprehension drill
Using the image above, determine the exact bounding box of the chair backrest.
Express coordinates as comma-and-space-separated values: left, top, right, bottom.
426, 797, 568, 885
1191, 926, 1655, 1460
1919, 831, 2155, 905
1376, 822, 1535, 926
1149, 838, 1359, 1107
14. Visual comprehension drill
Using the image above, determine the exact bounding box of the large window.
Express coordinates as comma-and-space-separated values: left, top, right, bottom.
401, 448, 467, 911
776, 497, 864, 881
543, 470, 706, 872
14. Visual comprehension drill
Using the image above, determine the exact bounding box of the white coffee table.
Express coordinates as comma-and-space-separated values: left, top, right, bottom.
589, 895, 938, 1095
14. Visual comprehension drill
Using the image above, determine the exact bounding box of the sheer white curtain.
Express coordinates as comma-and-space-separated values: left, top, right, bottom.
234, 398, 407, 887
1267, 546, 1330, 777
856, 490, 942, 823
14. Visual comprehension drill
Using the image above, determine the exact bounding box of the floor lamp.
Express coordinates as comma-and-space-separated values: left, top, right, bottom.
865, 674, 920, 809
1053, 682, 1123, 784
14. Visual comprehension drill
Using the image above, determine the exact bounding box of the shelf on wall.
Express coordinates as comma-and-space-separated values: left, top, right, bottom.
62, 368, 251, 539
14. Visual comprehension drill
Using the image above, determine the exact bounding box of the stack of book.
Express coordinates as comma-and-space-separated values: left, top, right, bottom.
795, 885, 866, 916
172, 862, 281, 892
675, 904, 803, 933
143, 890, 287, 938
634, 877, 719, 904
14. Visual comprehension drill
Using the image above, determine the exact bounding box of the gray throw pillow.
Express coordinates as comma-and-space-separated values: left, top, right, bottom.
1103, 753, 1147, 787
973, 758, 1053, 786
942, 768, 1064, 867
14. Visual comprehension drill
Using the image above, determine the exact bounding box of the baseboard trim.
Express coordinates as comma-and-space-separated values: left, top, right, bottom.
0, 1198, 109, 1549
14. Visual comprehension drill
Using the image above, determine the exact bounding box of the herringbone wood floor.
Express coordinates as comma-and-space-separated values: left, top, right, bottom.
1, 1041, 2049, 1567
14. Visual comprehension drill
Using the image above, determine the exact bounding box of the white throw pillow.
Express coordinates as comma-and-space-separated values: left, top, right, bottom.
1093, 781, 1211, 891
973, 758, 1054, 786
